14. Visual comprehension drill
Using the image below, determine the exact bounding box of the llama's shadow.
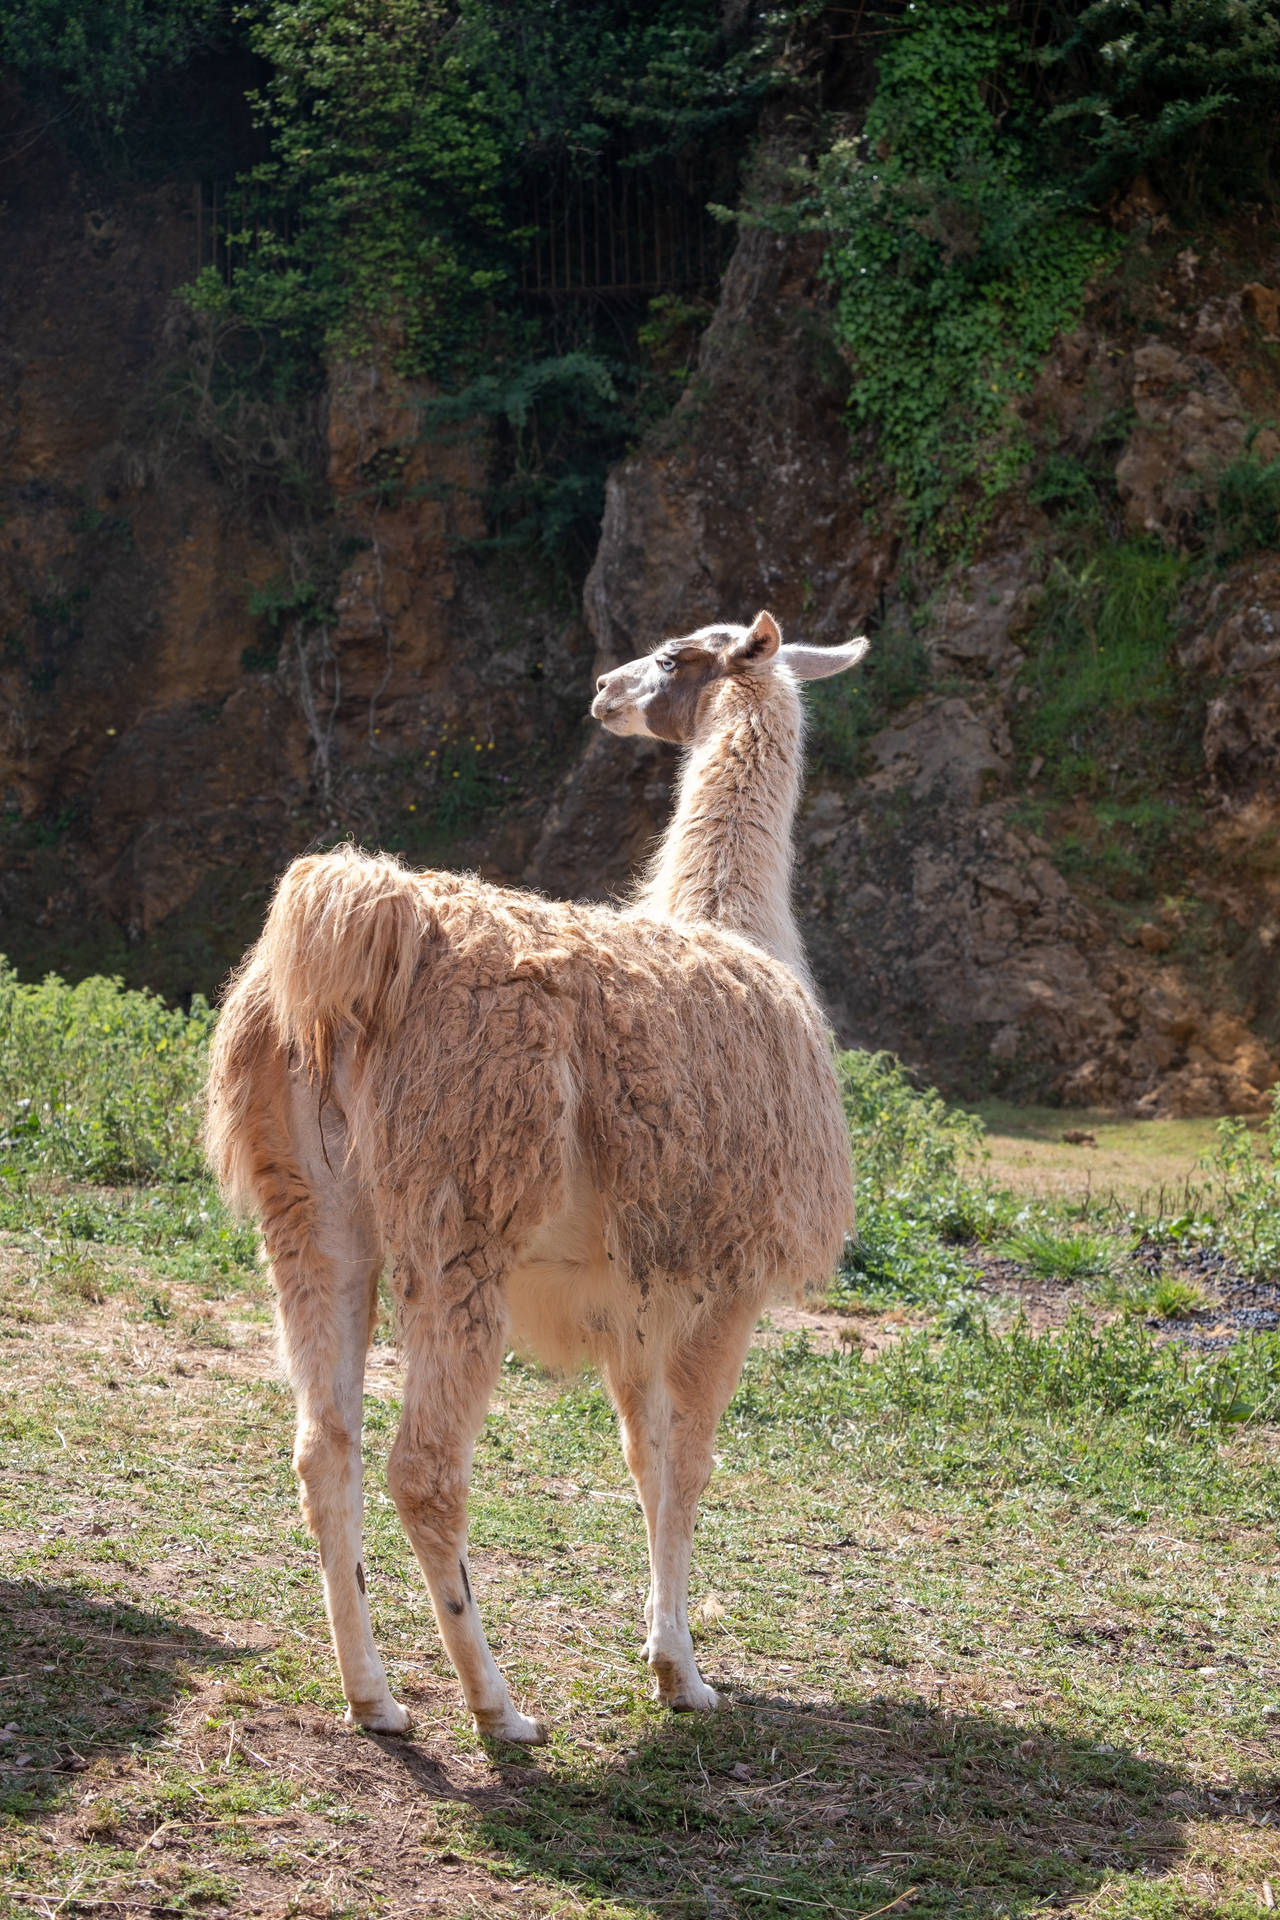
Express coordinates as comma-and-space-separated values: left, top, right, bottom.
0, 1579, 243, 1816
449, 1688, 1267, 1917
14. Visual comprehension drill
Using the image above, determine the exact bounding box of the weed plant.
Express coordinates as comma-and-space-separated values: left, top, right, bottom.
0, 959, 255, 1287
1161, 1106, 1280, 1277
835, 1051, 1012, 1308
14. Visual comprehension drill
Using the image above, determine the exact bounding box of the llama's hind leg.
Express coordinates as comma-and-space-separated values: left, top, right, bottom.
606, 1300, 756, 1712
389, 1283, 545, 1745
268, 1095, 407, 1733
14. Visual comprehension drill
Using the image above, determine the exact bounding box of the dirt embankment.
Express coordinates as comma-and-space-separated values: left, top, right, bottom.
5, 95, 1280, 1115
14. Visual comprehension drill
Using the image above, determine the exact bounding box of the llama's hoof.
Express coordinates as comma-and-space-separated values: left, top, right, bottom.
649, 1653, 719, 1713
664, 1678, 720, 1713
474, 1705, 548, 1745
345, 1697, 410, 1735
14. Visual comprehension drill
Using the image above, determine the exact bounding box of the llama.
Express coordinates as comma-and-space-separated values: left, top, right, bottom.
206, 609, 867, 1742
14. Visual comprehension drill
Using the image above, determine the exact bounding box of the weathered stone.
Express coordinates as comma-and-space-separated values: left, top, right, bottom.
864, 698, 1012, 808
1115, 343, 1248, 538
927, 555, 1035, 683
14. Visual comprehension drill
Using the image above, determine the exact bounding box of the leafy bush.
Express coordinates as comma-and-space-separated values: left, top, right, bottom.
0, 0, 223, 141
813, 0, 1113, 547
193, 0, 776, 382
1171, 1103, 1280, 1277
1046, 0, 1280, 208
0, 959, 213, 1182
836, 1050, 1004, 1304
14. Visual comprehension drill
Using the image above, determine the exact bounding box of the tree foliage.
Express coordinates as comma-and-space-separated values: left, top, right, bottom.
0, 0, 223, 134
1046, 0, 1280, 206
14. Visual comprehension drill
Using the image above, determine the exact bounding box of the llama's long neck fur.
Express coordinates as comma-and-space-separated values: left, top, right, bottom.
635, 670, 809, 981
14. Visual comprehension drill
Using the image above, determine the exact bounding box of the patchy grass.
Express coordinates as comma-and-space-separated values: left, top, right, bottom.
2, 1234, 1280, 1919
1000, 1222, 1120, 1285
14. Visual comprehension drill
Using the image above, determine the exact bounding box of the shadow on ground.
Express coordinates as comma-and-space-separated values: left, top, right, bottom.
0, 1580, 244, 1817
372, 1686, 1261, 1919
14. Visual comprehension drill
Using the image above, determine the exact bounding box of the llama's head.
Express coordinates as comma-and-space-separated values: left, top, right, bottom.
591, 610, 868, 744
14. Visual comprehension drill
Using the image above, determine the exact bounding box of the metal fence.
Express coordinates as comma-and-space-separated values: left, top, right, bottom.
194, 158, 729, 300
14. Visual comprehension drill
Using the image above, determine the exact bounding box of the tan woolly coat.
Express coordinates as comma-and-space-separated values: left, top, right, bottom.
208, 847, 852, 1369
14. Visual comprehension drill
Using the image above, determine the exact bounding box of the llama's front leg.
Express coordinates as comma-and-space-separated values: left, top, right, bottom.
389, 1292, 545, 1744
609, 1303, 756, 1712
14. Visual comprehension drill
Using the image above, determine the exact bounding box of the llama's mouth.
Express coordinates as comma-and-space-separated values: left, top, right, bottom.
591, 694, 632, 731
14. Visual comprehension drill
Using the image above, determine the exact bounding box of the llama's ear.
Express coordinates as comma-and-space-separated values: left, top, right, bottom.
727, 610, 782, 669
778, 636, 870, 681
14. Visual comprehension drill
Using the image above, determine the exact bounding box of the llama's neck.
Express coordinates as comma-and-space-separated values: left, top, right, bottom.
635, 674, 809, 981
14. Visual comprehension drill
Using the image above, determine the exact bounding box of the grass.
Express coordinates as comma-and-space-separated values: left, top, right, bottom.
1089, 1272, 1213, 1322
1015, 539, 1197, 803
1000, 1222, 1119, 1284
2, 1265, 1279, 1918
1203, 450, 1280, 563
2, 962, 1280, 1916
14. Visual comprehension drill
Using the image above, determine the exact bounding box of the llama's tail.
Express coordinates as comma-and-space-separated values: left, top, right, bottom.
256, 845, 431, 1076
205, 846, 430, 1210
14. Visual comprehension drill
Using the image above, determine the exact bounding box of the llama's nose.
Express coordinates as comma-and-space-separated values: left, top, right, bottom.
596, 674, 609, 691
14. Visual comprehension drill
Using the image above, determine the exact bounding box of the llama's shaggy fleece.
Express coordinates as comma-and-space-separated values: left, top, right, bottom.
206, 609, 863, 1742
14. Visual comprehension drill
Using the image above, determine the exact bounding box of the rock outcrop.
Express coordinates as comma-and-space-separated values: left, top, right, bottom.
0, 100, 589, 995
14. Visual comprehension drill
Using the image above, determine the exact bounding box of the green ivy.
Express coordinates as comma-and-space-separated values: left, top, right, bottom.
814, 0, 1115, 549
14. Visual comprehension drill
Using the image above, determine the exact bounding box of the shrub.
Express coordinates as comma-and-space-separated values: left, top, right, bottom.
1045, 0, 1280, 209
0, 959, 213, 1183
836, 1050, 1005, 1304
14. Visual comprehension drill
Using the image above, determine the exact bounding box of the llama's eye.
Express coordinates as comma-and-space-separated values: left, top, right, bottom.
658, 657, 676, 675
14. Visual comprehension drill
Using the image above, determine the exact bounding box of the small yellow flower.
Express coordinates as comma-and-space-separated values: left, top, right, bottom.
408, 803, 416, 811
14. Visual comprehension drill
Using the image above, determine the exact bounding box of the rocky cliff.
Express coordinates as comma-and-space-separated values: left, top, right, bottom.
0, 92, 591, 998
531, 215, 1280, 1117
5, 96, 1280, 1116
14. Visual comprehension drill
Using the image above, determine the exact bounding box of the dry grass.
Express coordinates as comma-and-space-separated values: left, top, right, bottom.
974, 1105, 1228, 1210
